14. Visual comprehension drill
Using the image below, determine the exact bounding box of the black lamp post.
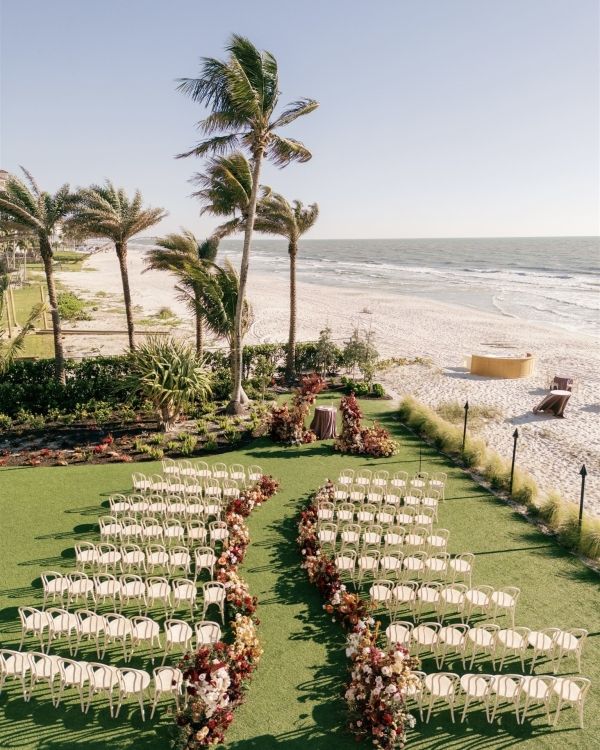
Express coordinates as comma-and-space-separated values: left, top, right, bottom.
578, 464, 587, 530
509, 428, 519, 495
462, 400, 469, 452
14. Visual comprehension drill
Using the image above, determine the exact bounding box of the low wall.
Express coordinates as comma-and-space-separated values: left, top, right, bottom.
470, 354, 535, 379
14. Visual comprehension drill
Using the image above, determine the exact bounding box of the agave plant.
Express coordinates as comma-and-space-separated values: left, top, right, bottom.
124, 336, 212, 431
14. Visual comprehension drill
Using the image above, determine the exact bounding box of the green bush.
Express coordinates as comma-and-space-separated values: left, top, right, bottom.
398, 395, 598, 561
340, 377, 386, 399
179, 433, 198, 456
0, 413, 12, 430
57, 292, 92, 321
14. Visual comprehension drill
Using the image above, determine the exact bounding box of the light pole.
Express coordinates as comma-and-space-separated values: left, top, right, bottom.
509, 428, 519, 495
578, 464, 587, 530
462, 400, 469, 453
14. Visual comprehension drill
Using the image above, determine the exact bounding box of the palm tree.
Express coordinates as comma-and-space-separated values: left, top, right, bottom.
177, 34, 318, 413
0, 169, 75, 382
145, 229, 217, 357
187, 259, 252, 360
255, 194, 319, 382
69, 182, 166, 350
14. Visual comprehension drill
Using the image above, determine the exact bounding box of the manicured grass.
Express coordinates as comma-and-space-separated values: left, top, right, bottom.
0, 396, 598, 749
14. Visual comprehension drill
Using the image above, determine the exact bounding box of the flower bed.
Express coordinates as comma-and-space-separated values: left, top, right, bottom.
174, 474, 279, 748
297, 483, 420, 748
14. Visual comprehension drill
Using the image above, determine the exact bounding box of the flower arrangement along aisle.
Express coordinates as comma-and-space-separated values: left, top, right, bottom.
334, 393, 398, 458
268, 373, 325, 445
345, 625, 420, 749
174, 474, 279, 749
297, 482, 420, 750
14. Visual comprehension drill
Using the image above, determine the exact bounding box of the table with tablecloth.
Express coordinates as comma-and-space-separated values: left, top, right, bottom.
533, 390, 571, 418
310, 406, 338, 439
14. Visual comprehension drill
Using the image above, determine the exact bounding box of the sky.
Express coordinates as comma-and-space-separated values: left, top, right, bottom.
0, 0, 598, 240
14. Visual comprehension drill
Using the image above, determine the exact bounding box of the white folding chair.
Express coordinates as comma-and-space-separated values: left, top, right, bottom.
490, 586, 520, 627
518, 675, 555, 725
171, 578, 197, 617
67, 571, 96, 608
75, 541, 99, 571
423, 672, 460, 723
55, 657, 88, 710
102, 612, 133, 660
116, 667, 151, 720
553, 628, 587, 674
460, 673, 493, 723
0, 649, 30, 698
194, 547, 216, 580
47, 607, 78, 654
150, 666, 182, 718
74, 610, 105, 657
201, 582, 226, 623
41, 571, 68, 606
162, 620, 193, 663
130, 616, 162, 662
146, 544, 169, 574
552, 676, 591, 729
119, 574, 147, 613
488, 674, 523, 723
26, 651, 60, 702
195, 620, 222, 646
85, 662, 119, 716
18, 606, 50, 650
385, 620, 414, 648
146, 577, 171, 614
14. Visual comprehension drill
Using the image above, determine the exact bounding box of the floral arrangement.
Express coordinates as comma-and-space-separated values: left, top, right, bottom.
297, 485, 420, 749
176, 615, 262, 748
297, 486, 373, 631
269, 373, 325, 445
345, 625, 420, 749
173, 475, 279, 747
334, 394, 398, 458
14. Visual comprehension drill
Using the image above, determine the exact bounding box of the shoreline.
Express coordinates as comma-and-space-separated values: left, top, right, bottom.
56, 249, 600, 514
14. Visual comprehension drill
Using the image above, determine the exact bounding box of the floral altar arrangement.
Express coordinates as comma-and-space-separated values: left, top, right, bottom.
173, 474, 278, 748
297, 483, 420, 749
268, 373, 325, 445
334, 393, 398, 458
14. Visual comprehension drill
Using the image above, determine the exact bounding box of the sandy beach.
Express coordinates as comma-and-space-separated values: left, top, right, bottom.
58, 247, 600, 514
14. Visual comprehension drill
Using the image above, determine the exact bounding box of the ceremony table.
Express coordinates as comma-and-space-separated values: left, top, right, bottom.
310, 406, 338, 439
533, 390, 571, 418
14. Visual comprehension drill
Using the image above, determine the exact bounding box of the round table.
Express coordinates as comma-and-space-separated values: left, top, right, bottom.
310, 406, 338, 439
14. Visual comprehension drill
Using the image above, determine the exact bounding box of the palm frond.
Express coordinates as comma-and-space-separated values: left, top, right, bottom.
267, 134, 312, 167
270, 99, 319, 130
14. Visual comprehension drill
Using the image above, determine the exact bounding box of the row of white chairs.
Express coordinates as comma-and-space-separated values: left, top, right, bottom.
368, 580, 519, 624
76, 542, 218, 576
321, 523, 449, 553
41, 573, 226, 619
99, 517, 228, 545
336, 551, 471, 586
385, 620, 588, 674
318, 500, 440, 525
329, 485, 441, 509
335, 469, 447, 497
19, 607, 222, 662
409, 670, 590, 727
0, 649, 183, 720
162, 460, 262, 485
133, 464, 263, 496
108, 495, 225, 520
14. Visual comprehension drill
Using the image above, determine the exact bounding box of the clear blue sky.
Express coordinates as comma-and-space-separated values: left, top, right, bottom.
1, 0, 598, 239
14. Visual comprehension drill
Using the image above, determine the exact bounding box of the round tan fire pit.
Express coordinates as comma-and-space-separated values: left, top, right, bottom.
469, 353, 535, 379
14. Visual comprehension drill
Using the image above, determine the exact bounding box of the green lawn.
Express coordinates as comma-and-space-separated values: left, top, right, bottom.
0, 396, 598, 750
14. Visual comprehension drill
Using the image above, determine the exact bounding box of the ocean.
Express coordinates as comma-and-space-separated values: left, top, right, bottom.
216, 236, 600, 336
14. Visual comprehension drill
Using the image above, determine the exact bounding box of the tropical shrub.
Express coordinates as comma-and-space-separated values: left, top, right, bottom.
340, 377, 386, 398
57, 291, 91, 321
124, 337, 212, 431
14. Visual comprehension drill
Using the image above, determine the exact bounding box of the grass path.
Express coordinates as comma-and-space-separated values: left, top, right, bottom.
0, 396, 599, 749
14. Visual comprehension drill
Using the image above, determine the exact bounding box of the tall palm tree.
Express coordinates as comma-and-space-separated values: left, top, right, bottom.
255, 194, 319, 382
177, 34, 318, 413
0, 169, 75, 382
69, 182, 166, 350
144, 229, 218, 357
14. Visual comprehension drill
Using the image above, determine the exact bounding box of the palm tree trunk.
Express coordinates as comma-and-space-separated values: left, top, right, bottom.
227, 149, 263, 414
194, 289, 204, 357
116, 242, 136, 351
286, 242, 297, 384
40, 236, 66, 384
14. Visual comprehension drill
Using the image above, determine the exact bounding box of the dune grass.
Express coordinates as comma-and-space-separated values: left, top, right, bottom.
0, 395, 598, 749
